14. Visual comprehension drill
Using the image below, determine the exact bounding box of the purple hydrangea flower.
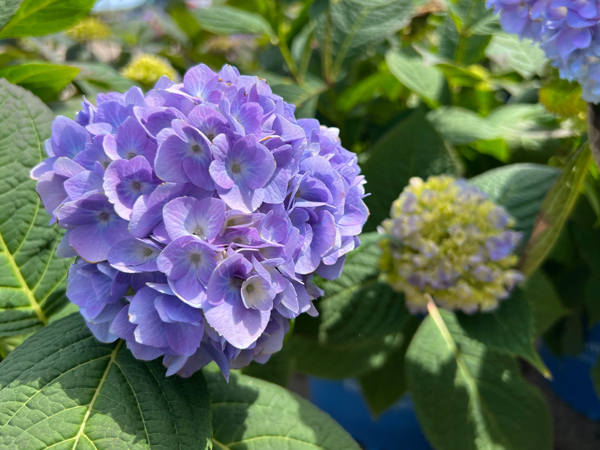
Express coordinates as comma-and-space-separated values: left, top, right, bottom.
31, 63, 369, 379
487, 0, 600, 102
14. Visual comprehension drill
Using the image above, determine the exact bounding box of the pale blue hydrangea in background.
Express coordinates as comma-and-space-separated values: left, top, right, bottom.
487, 0, 600, 102
32, 63, 368, 379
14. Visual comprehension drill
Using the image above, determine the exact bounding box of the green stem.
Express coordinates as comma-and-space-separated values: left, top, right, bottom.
278, 26, 301, 83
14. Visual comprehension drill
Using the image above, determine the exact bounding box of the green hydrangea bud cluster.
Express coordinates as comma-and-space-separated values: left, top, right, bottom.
121, 54, 178, 87
66, 17, 111, 43
379, 176, 524, 314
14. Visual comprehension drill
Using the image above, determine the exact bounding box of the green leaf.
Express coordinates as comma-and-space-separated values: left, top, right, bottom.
470, 163, 560, 248
439, 7, 493, 66
456, 289, 549, 376
538, 78, 586, 118
0, 63, 79, 102
386, 49, 445, 108
358, 316, 419, 416
0, 0, 22, 31
336, 70, 401, 112
73, 62, 137, 97
522, 270, 568, 336
287, 320, 403, 379
485, 33, 547, 78
0, 79, 72, 337
427, 106, 497, 145
286, 232, 408, 379
241, 351, 293, 388
318, 233, 408, 344
205, 369, 361, 450
361, 108, 459, 231
485, 104, 561, 151
406, 309, 553, 450
0, 313, 212, 449
311, 0, 418, 78
0, 0, 96, 39
193, 6, 276, 42
520, 145, 592, 276
257, 72, 326, 119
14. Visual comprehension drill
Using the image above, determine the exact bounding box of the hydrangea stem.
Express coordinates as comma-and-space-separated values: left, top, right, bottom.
587, 102, 600, 170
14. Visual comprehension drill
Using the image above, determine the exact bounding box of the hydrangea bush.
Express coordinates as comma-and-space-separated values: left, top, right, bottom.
30, 63, 368, 378
487, 0, 600, 102
2, 0, 598, 448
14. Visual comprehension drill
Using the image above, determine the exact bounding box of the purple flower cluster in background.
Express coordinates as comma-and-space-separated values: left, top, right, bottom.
487, 0, 600, 102
31, 63, 368, 378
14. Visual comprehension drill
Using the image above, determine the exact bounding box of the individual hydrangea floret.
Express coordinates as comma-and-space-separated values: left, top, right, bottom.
378, 176, 523, 314
486, 0, 600, 102
32, 63, 368, 379
121, 54, 178, 87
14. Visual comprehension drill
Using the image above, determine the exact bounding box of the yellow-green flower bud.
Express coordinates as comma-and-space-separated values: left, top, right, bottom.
379, 175, 524, 314
66, 17, 111, 43
121, 54, 177, 87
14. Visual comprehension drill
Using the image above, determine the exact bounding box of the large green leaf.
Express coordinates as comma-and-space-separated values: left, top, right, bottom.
0, 79, 72, 337
521, 270, 567, 336
386, 49, 445, 108
0, 63, 79, 102
318, 233, 408, 344
193, 6, 276, 42
0, 0, 22, 31
406, 309, 553, 450
241, 351, 293, 388
485, 33, 547, 78
205, 369, 361, 450
361, 108, 458, 231
520, 145, 592, 276
0, 314, 212, 449
311, 0, 418, 78
286, 320, 402, 379
427, 106, 497, 145
470, 163, 560, 248
456, 289, 548, 376
358, 316, 419, 416
0, 0, 96, 39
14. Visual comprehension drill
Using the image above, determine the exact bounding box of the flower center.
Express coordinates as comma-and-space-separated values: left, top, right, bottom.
231, 163, 241, 174
246, 284, 255, 293
193, 226, 204, 237
127, 152, 137, 159
191, 144, 202, 154
190, 253, 202, 264
230, 277, 243, 289
131, 180, 142, 191
98, 211, 110, 222
205, 132, 215, 141
143, 247, 153, 257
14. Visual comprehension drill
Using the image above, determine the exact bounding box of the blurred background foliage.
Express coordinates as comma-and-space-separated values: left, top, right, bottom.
2, 0, 600, 447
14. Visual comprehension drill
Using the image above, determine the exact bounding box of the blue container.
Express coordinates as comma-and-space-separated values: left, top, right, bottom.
308, 378, 433, 450
540, 322, 600, 420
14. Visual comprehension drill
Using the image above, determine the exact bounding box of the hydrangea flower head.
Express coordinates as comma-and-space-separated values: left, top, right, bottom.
378, 176, 523, 314
32, 63, 368, 379
121, 54, 178, 87
66, 17, 111, 42
486, 0, 600, 102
